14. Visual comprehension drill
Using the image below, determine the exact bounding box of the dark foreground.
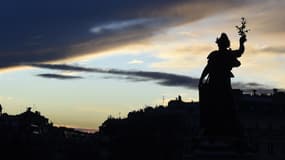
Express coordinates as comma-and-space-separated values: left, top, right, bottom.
1, 89, 285, 160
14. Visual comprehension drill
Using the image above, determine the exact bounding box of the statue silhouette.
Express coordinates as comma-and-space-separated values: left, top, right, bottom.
199, 33, 247, 137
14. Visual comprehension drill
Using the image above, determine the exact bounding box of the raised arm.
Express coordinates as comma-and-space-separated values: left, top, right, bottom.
232, 35, 247, 57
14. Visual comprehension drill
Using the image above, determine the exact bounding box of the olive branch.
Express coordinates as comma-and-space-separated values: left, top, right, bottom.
235, 17, 250, 36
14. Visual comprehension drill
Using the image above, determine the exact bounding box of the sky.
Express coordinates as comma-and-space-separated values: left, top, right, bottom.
0, 0, 285, 131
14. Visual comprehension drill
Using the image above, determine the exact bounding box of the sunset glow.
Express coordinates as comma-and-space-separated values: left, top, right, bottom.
0, 0, 284, 130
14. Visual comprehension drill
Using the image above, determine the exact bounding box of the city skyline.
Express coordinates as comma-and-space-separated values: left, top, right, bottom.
0, 0, 285, 130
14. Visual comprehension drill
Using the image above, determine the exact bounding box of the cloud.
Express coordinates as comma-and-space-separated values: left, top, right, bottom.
248, 1, 285, 34
90, 18, 154, 34
128, 59, 144, 64
259, 46, 285, 54
31, 63, 96, 72
30, 63, 199, 88
30, 63, 272, 91
109, 70, 199, 89
37, 73, 83, 80
0, 0, 252, 70
231, 82, 271, 93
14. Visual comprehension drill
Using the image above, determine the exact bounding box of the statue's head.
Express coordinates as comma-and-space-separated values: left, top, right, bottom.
216, 33, 230, 49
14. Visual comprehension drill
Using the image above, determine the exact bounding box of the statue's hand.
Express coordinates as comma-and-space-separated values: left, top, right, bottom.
240, 35, 247, 44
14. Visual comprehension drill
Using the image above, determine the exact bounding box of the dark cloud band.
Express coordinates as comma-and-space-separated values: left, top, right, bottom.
31, 63, 271, 91
37, 73, 82, 80
31, 63, 199, 88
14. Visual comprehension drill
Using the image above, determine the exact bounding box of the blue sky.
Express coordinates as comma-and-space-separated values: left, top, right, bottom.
1, 0, 285, 130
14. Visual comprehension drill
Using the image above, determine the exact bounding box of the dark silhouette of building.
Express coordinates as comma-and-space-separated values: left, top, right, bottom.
0, 107, 102, 160
98, 89, 285, 160
0, 104, 2, 115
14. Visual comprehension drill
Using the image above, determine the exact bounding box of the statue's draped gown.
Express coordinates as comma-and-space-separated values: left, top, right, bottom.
200, 50, 242, 137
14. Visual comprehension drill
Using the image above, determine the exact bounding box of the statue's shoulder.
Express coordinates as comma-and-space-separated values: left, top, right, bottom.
207, 50, 219, 60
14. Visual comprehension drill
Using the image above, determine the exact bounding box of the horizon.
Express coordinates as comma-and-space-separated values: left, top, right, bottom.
1, 0, 285, 130
0, 87, 281, 133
